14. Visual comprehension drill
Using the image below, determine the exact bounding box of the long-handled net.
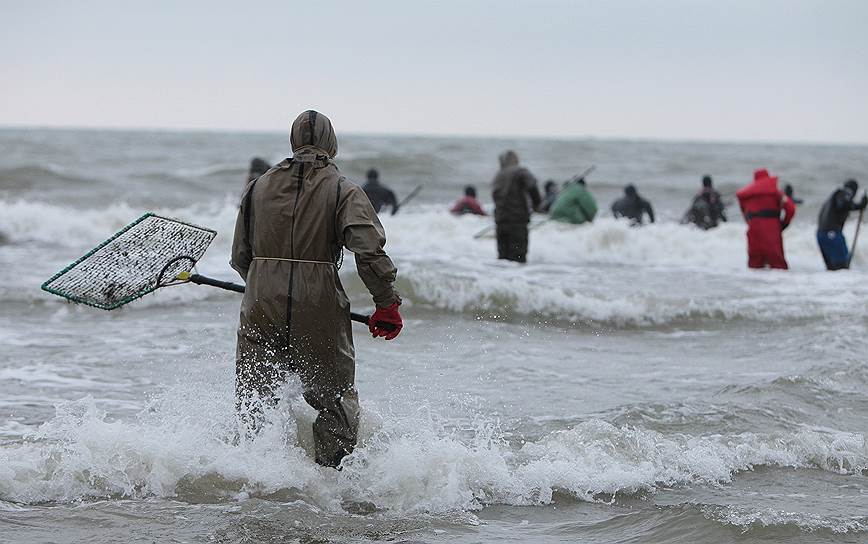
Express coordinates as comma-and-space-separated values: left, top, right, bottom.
40, 213, 386, 329
41, 213, 216, 309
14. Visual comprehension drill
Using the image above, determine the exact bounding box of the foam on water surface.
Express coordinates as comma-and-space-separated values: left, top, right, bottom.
3, 200, 867, 327
0, 383, 865, 513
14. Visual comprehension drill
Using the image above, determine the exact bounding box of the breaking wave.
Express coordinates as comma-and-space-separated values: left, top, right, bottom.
0, 382, 865, 511
3, 199, 867, 326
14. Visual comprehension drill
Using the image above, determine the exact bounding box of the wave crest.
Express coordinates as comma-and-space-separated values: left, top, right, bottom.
1, 391, 864, 510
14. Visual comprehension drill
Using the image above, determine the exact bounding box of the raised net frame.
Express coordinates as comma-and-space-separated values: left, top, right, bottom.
41, 213, 217, 310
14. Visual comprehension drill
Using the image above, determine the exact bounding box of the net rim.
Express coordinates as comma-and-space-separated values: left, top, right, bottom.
40, 212, 217, 310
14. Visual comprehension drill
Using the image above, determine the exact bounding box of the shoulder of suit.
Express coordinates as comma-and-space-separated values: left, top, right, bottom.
340, 178, 367, 197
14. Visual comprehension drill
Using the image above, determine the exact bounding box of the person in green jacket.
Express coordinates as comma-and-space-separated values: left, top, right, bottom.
550, 179, 598, 224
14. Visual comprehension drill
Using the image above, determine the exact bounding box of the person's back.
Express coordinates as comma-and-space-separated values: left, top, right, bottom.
362, 169, 399, 215
611, 185, 654, 225
684, 175, 726, 229
550, 180, 597, 224
491, 150, 541, 262
736, 174, 784, 217
231, 110, 402, 468
492, 151, 540, 225
736, 168, 794, 269
818, 181, 864, 232
451, 185, 487, 216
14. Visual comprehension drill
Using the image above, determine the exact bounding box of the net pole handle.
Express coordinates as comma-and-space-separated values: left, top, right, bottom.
187, 273, 245, 293
186, 273, 390, 329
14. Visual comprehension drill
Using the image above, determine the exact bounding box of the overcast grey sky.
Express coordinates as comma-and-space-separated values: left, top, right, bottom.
2, 0, 866, 143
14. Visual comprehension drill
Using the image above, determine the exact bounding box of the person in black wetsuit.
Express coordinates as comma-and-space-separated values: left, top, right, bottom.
683, 175, 726, 229
816, 179, 867, 270
784, 184, 803, 206
611, 184, 655, 226
246, 157, 271, 184
362, 168, 400, 215
540, 180, 559, 213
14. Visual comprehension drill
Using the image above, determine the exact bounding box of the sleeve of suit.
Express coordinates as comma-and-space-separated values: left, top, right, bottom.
645, 200, 656, 223
230, 182, 255, 280
388, 189, 400, 215
781, 195, 796, 228
339, 184, 401, 308
524, 170, 542, 210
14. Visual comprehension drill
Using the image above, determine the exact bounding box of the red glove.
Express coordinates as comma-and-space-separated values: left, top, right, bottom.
369, 302, 402, 340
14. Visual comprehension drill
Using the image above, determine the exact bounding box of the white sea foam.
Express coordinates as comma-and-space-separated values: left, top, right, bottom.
0, 199, 237, 248
4, 200, 867, 325
0, 386, 864, 511
5, 199, 861, 269
705, 505, 868, 534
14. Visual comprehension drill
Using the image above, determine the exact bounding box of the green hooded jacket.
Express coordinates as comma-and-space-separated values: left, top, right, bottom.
550, 182, 598, 224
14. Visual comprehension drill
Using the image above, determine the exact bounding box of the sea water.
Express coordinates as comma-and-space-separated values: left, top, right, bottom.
1, 128, 867, 543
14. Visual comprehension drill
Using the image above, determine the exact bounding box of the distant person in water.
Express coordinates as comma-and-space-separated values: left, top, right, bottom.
682, 175, 726, 230
784, 183, 804, 206
492, 150, 542, 263
362, 168, 399, 215
816, 179, 867, 270
550, 178, 597, 225
611, 184, 655, 226
450, 185, 487, 216
246, 157, 271, 184
540, 180, 559, 213
736, 168, 795, 270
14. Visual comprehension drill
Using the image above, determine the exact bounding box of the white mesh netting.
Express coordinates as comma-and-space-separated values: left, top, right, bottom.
42, 214, 216, 309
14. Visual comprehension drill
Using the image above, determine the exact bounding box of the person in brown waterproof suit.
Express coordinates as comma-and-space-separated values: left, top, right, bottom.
231, 110, 403, 468
491, 150, 542, 263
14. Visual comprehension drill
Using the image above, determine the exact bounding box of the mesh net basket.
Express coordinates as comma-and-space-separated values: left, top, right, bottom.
41, 213, 216, 309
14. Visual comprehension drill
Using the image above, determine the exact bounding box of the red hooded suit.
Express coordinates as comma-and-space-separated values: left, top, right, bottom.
736, 169, 796, 269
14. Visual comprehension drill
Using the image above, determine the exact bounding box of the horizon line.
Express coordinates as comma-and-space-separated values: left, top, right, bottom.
1, 122, 866, 149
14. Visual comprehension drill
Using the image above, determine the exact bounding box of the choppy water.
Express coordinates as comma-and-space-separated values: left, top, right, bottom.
1, 128, 867, 543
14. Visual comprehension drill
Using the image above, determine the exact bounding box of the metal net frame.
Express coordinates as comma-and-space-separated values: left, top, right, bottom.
41, 213, 216, 310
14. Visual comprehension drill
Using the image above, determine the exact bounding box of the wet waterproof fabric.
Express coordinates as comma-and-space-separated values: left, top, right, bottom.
231, 110, 400, 468
736, 169, 795, 270
549, 182, 598, 225
817, 187, 865, 232
496, 222, 529, 263
492, 151, 541, 225
683, 188, 727, 230
362, 181, 399, 215
611, 195, 655, 225
450, 196, 487, 216
491, 151, 540, 263
817, 230, 850, 270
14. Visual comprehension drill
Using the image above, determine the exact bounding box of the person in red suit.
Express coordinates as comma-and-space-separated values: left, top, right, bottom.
450, 185, 487, 216
736, 169, 796, 269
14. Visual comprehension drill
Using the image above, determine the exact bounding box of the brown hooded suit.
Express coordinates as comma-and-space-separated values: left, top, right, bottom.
231, 110, 400, 467
491, 150, 541, 263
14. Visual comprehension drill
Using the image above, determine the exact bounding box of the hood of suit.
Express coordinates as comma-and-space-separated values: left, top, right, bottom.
289, 110, 338, 158
499, 150, 519, 168
737, 169, 780, 200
